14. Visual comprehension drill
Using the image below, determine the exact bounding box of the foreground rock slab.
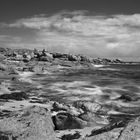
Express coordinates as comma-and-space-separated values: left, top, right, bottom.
0, 106, 57, 140
119, 117, 140, 140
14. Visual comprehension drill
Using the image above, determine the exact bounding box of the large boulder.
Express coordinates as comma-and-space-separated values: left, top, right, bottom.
52, 112, 87, 130
0, 106, 57, 140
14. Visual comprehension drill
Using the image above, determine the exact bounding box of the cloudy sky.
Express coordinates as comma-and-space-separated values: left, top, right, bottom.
1, 0, 140, 61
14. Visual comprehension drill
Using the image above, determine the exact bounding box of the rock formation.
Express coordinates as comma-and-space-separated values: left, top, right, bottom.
0, 106, 57, 140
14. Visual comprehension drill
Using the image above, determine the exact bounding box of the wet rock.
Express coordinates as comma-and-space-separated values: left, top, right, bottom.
12, 54, 23, 61
52, 53, 64, 58
23, 58, 30, 63
23, 52, 29, 59
52, 102, 68, 111
116, 94, 138, 102
80, 55, 90, 62
39, 56, 53, 62
30, 65, 45, 73
85, 117, 129, 140
61, 132, 81, 140
0, 91, 28, 101
79, 112, 109, 126
11, 77, 19, 82
0, 110, 12, 118
52, 102, 83, 116
52, 59, 75, 67
0, 106, 57, 140
73, 101, 102, 113
8, 68, 19, 75
86, 128, 123, 140
52, 112, 87, 130
42, 51, 53, 59
67, 54, 78, 61
113, 59, 123, 64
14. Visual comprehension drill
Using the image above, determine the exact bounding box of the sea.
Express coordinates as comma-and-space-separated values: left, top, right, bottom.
30, 64, 140, 116
2, 63, 140, 136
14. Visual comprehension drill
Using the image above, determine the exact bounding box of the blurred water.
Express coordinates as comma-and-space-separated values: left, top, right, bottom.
32, 64, 140, 116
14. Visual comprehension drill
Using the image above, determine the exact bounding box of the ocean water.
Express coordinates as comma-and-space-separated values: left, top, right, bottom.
28, 64, 140, 117
2, 63, 140, 136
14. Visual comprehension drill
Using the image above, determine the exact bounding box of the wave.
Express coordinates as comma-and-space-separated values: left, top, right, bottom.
99, 68, 119, 71
93, 64, 105, 68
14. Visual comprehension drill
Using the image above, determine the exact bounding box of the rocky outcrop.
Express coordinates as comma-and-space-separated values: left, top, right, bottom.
0, 47, 125, 65
0, 106, 57, 140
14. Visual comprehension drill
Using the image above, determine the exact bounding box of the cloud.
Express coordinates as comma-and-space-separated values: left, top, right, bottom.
1, 11, 140, 60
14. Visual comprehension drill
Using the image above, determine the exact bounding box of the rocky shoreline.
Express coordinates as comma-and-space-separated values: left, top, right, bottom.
0, 47, 124, 64
0, 47, 140, 140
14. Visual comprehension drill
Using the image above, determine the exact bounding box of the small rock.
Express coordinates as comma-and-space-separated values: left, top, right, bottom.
73, 101, 102, 113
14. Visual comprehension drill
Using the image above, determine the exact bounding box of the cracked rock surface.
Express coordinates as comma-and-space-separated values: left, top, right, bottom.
0, 106, 57, 140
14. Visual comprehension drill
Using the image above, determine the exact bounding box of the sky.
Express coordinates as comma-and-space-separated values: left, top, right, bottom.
0, 0, 140, 61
